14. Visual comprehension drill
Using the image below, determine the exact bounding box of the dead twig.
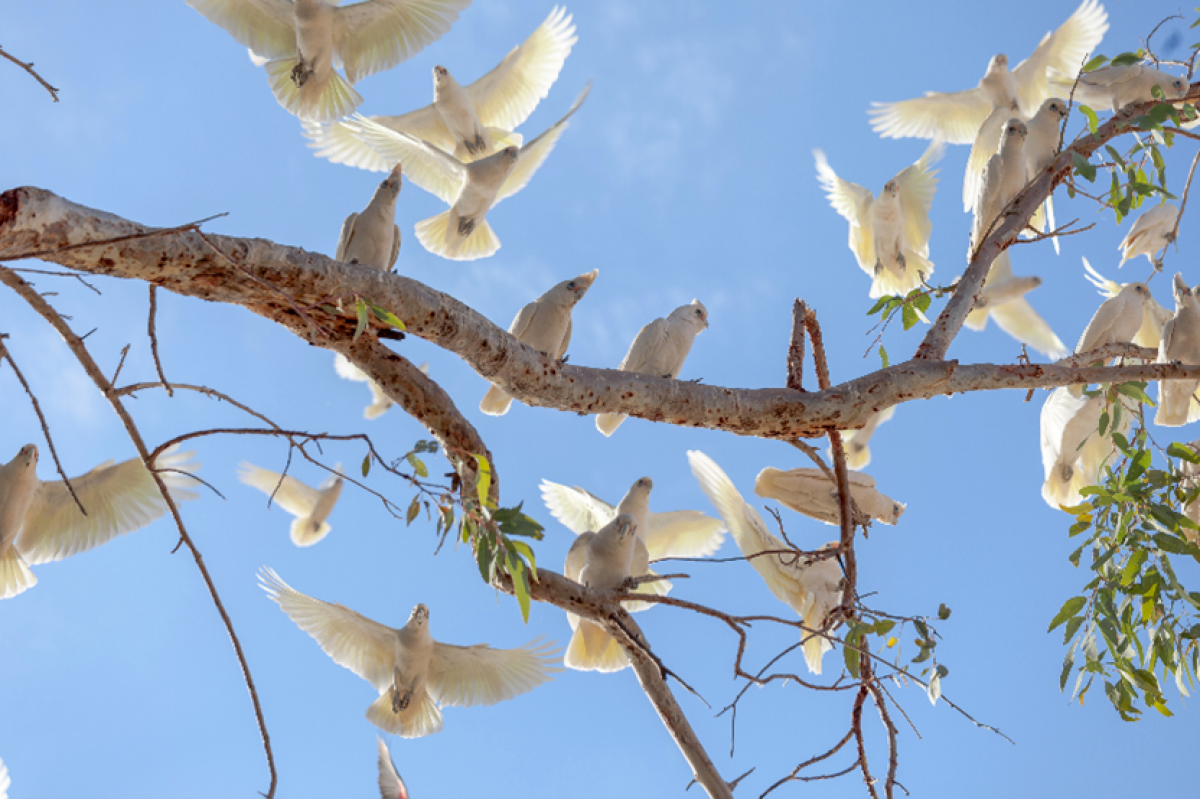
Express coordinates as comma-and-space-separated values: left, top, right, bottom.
147, 285, 173, 397
0, 44, 59, 101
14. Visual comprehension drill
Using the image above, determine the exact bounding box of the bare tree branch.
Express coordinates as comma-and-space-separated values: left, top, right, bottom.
0, 44, 59, 101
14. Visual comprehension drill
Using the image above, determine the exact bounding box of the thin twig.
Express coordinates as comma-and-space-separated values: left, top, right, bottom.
1164, 146, 1200, 268
760, 729, 855, 797
147, 285, 173, 397
0, 266, 278, 798
0, 45, 59, 101
787, 300, 806, 392
1011, 220, 1095, 245
10, 267, 101, 294
0, 334, 86, 515
109, 344, 130, 386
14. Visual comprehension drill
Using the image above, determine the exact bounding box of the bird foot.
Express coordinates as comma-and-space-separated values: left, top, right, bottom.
686, 377, 705, 384
895, 252, 907, 271
290, 60, 313, 87
475, 134, 487, 153
873, 261, 884, 276
557, 354, 570, 366
463, 138, 478, 155
457, 217, 476, 237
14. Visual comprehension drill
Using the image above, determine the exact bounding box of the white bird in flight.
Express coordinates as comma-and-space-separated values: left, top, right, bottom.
304, 6, 576, 168
1118, 204, 1179, 268
186, 0, 471, 121
869, 0, 1108, 144
814, 141, 942, 298
689, 451, 842, 675
239, 462, 344, 546
754, 467, 905, 527
260, 568, 561, 737
0, 443, 201, 599
376, 738, 410, 799
964, 250, 1068, 359
345, 84, 590, 260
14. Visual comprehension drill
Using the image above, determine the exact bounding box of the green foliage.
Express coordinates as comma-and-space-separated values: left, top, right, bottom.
352, 297, 407, 341
845, 608, 950, 702
1057, 403, 1200, 719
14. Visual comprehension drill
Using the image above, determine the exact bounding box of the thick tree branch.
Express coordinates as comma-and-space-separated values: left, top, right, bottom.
5, 187, 1200, 444
915, 81, 1200, 362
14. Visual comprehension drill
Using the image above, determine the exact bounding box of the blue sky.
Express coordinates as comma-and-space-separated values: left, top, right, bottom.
1, 1, 1198, 797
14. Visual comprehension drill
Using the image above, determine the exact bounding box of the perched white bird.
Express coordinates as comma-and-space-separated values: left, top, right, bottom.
1040, 387, 1130, 509
971, 119, 1028, 253
828, 407, 895, 471
754, 468, 905, 527
1082, 258, 1171, 349
376, 738, 410, 799
1156, 273, 1200, 427
964, 250, 1068, 359
260, 568, 560, 736
0, 444, 201, 599
239, 462, 344, 546
337, 163, 402, 272
186, 0, 470, 122
869, 0, 1108, 144
561, 514, 643, 672
965, 98, 1067, 253
1071, 281, 1151, 395
1118, 204, 1179, 267
1066, 65, 1189, 112
814, 141, 942, 298
595, 300, 709, 436
541, 475, 727, 602
688, 451, 842, 674
480, 269, 598, 416
345, 84, 590, 261
304, 7, 576, 168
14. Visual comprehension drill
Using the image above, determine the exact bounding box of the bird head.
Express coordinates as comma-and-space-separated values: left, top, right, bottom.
1002, 119, 1028, 145
1127, 282, 1150, 304
409, 604, 430, 626
502, 146, 520, 163
1043, 98, 1067, 120
688, 299, 709, 329
1173, 272, 1191, 304
564, 269, 599, 303
434, 65, 448, 79
634, 476, 653, 492
1167, 77, 1188, 99
14, 444, 38, 469
382, 163, 403, 192
988, 54, 1009, 71
883, 179, 899, 197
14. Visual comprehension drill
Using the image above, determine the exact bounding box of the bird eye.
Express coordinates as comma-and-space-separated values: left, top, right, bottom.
567, 282, 575, 289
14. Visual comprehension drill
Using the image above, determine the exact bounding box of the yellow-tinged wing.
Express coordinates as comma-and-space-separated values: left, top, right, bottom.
428, 638, 560, 707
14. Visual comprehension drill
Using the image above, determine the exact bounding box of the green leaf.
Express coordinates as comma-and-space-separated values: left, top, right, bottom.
471, 453, 492, 508
354, 299, 370, 342
1126, 450, 1152, 483
406, 452, 428, 479
1168, 442, 1200, 464
406, 495, 420, 526
1082, 55, 1109, 72
1081, 104, 1099, 134
1104, 145, 1125, 167
1111, 51, 1142, 67
1050, 596, 1088, 632
1153, 532, 1196, 555
901, 304, 919, 330
1120, 550, 1148, 586
1115, 381, 1154, 406
879, 345, 889, 369
866, 296, 893, 315
873, 619, 896, 636
1061, 648, 1076, 690
913, 294, 932, 314
1099, 410, 1109, 436
361, 453, 371, 478
1064, 615, 1086, 645
844, 624, 863, 679
508, 555, 531, 623
493, 504, 546, 540
1072, 152, 1097, 182
369, 303, 406, 331
475, 532, 494, 583
937, 603, 951, 620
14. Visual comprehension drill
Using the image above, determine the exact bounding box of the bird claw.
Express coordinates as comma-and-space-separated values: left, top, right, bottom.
895, 252, 907, 272
474, 134, 487, 153
687, 377, 705, 384
463, 138, 478, 155
557, 354, 570, 365
457, 217, 476, 237
290, 60, 312, 87
873, 261, 884, 277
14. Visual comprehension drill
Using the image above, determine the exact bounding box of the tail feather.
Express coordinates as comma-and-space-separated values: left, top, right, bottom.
487, 128, 523, 150
0, 547, 36, 600
366, 689, 443, 738
414, 211, 501, 262
479, 385, 513, 416
596, 413, 626, 437
265, 58, 362, 122
564, 620, 630, 672
290, 517, 332, 548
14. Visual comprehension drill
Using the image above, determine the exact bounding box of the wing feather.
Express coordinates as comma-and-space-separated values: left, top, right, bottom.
428, 638, 560, 707
334, 0, 470, 84
238, 462, 320, 518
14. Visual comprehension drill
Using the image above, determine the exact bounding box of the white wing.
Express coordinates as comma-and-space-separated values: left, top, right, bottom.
813, 149, 875, 271
992, 297, 1070, 359
1011, 0, 1109, 116
334, 0, 470, 84
687, 451, 805, 612
238, 462, 320, 519
334, 353, 371, 382
16, 446, 201, 565
495, 83, 590, 205
376, 738, 410, 799
619, 318, 670, 374
894, 140, 943, 255
346, 116, 466, 203
964, 109, 1008, 212
869, 86, 994, 145
259, 568, 397, 691
428, 638, 560, 707
186, 0, 297, 60
304, 106, 451, 173
643, 511, 726, 561
539, 480, 615, 534
467, 6, 577, 131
